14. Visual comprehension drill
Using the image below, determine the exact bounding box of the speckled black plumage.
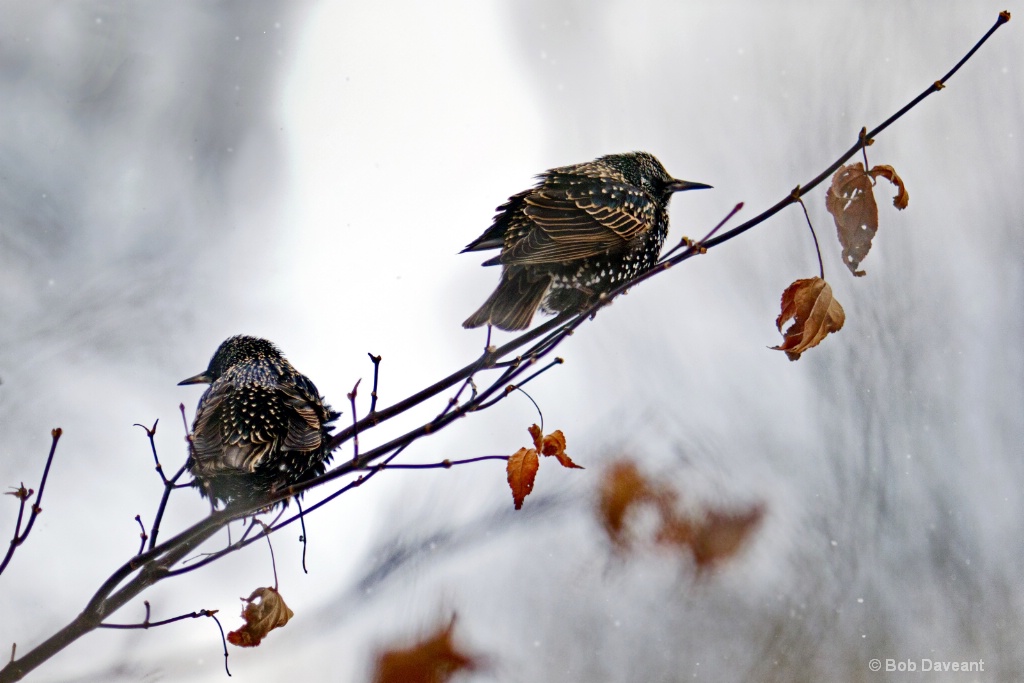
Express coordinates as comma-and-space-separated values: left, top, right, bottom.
462, 152, 710, 331
179, 336, 338, 507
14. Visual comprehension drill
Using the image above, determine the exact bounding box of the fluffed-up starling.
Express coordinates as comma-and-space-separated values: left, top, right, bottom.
462, 151, 711, 331
179, 335, 338, 508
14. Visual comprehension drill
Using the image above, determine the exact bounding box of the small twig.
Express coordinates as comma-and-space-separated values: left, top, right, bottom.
133, 516, 148, 556
433, 375, 477, 423
859, 127, 872, 169
358, 455, 510, 471
178, 403, 190, 436
348, 379, 362, 461
660, 202, 744, 262
513, 387, 543, 433
470, 358, 564, 412
147, 462, 188, 552
258, 521, 279, 591
511, 358, 564, 394
2, 485, 31, 573
368, 353, 382, 415
174, 506, 284, 575
146, 411, 192, 551
296, 498, 309, 574
238, 507, 285, 546
0, 428, 62, 577
796, 196, 826, 280
134, 420, 167, 485
213, 612, 231, 677
492, 356, 525, 369
98, 604, 231, 675
99, 606, 218, 630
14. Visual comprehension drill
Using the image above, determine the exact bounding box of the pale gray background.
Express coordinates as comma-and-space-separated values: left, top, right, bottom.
0, 2, 1021, 682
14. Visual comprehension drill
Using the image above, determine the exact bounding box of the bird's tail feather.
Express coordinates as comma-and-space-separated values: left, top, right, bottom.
463, 268, 550, 331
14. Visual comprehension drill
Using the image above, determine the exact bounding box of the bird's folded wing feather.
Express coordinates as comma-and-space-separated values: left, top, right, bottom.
503, 176, 656, 265
191, 380, 277, 474
280, 382, 327, 452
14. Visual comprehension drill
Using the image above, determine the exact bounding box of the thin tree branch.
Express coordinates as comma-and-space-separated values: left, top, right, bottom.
99, 607, 219, 630
133, 516, 148, 557
98, 606, 231, 677
368, 353, 382, 415
360, 455, 511, 471
296, 497, 310, 574
796, 197, 826, 280
134, 420, 167, 484
146, 409, 191, 551
348, 379, 362, 461
0, 428, 62, 577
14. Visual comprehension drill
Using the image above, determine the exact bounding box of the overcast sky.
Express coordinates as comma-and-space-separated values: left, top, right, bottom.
1, 2, 1021, 682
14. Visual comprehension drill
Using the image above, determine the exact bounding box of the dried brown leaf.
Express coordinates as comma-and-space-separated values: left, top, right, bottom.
507, 447, 539, 510
772, 277, 846, 361
540, 430, 582, 469
372, 617, 479, 683
527, 423, 544, 451
226, 587, 294, 648
869, 164, 909, 210
826, 162, 878, 276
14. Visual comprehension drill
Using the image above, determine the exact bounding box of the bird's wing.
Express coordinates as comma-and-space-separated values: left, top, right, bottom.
279, 379, 329, 453
190, 379, 278, 475
502, 175, 657, 265
461, 189, 532, 253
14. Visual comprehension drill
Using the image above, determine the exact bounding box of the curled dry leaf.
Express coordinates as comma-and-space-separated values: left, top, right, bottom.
772, 277, 845, 361
540, 430, 582, 469
508, 425, 581, 509
826, 162, 877, 276
527, 423, 544, 451
226, 586, 294, 648
869, 164, 909, 210
506, 447, 539, 510
372, 616, 479, 683
826, 162, 910, 275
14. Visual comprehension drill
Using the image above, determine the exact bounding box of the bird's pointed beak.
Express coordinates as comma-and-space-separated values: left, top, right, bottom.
178, 372, 213, 386
667, 179, 713, 193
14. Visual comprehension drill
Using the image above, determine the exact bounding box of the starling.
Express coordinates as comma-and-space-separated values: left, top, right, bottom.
178, 335, 338, 508
462, 151, 711, 331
